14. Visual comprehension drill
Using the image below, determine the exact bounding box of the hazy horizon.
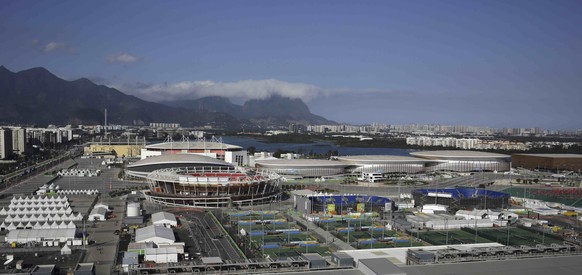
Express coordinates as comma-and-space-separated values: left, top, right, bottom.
1, 1, 581, 130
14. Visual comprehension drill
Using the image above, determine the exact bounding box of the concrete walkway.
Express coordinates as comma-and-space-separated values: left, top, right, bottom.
287, 211, 355, 251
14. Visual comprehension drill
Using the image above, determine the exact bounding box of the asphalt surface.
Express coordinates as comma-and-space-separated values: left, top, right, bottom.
177, 210, 244, 261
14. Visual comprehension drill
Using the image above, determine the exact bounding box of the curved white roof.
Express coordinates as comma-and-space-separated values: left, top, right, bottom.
255, 159, 348, 168
410, 150, 510, 160
146, 141, 241, 150
335, 155, 431, 164
128, 154, 233, 168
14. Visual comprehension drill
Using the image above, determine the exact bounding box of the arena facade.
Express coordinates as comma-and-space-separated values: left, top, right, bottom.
333, 155, 430, 174
512, 153, 582, 172
144, 165, 282, 208
410, 150, 511, 172
140, 137, 248, 166
412, 188, 511, 211
254, 159, 347, 179
255, 151, 511, 179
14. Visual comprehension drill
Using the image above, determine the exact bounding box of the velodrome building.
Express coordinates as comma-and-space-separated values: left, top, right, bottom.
256, 151, 511, 179
410, 150, 511, 172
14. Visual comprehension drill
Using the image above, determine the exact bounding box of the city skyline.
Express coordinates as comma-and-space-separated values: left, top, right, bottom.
1, 1, 581, 129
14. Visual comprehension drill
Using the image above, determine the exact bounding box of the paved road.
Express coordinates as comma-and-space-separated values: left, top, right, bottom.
83, 196, 126, 274
179, 210, 243, 261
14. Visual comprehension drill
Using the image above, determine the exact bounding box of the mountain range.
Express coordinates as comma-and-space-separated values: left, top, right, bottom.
0, 66, 334, 128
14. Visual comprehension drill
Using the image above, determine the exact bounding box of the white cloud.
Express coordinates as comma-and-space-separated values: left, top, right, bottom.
44, 41, 66, 53
118, 79, 325, 102
107, 53, 138, 63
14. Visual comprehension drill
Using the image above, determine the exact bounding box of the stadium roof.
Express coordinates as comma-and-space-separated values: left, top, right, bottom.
335, 155, 432, 164
410, 150, 510, 159
146, 141, 241, 150
128, 154, 233, 168
513, 153, 582, 158
255, 159, 348, 168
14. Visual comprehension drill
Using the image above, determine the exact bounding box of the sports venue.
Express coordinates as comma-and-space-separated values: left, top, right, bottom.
254, 159, 346, 179
410, 150, 511, 172
256, 151, 511, 179
129, 154, 282, 207
294, 193, 394, 215
140, 137, 248, 166
512, 153, 582, 172
412, 188, 511, 210
127, 154, 234, 178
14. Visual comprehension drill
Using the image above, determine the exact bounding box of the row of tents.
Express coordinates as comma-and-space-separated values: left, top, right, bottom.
6, 201, 70, 209
3, 213, 83, 223
0, 207, 73, 216
1, 221, 76, 231
10, 195, 69, 203
56, 189, 100, 195
57, 168, 101, 177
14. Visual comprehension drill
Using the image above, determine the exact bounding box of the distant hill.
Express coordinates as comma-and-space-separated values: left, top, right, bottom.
0, 65, 334, 128
0, 66, 238, 127
163, 94, 335, 126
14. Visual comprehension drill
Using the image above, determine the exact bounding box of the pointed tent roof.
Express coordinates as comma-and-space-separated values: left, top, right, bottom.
67, 221, 76, 229
61, 244, 72, 255
58, 222, 68, 229
41, 222, 51, 229
7, 223, 16, 231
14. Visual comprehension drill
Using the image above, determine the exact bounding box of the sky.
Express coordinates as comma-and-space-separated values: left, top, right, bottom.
1, 0, 581, 130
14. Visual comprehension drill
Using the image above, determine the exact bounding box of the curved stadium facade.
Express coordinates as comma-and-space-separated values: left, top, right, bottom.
145, 166, 282, 208
255, 151, 511, 179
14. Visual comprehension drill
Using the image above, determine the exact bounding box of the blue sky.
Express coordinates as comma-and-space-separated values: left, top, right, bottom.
1, 0, 581, 129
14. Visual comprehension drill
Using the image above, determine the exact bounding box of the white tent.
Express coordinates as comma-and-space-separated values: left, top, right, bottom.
50, 222, 59, 229
76, 213, 83, 221
5, 215, 13, 223
7, 228, 76, 243
53, 215, 62, 222
7, 223, 16, 231
58, 222, 68, 229
61, 244, 72, 255
67, 221, 76, 229
24, 222, 33, 229
152, 212, 178, 227
42, 222, 51, 230
0, 208, 6, 215
15, 222, 24, 229
135, 225, 175, 245
89, 208, 107, 221
0, 222, 6, 230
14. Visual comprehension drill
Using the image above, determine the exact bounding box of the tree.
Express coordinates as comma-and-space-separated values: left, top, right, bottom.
246, 146, 256, 155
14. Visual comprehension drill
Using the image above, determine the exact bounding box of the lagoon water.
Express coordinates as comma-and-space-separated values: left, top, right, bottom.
221, 136, 416, 156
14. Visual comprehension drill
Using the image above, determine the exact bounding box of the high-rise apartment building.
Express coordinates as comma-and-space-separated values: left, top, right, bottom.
0, 128, 13, 159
